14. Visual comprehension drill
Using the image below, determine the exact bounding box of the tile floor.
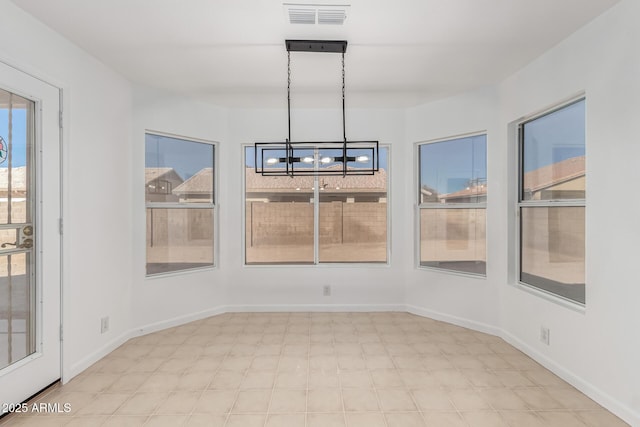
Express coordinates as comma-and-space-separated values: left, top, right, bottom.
0, 312, 629, 426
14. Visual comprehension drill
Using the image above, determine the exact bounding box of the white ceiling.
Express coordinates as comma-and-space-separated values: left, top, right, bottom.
12, 0, 620, 108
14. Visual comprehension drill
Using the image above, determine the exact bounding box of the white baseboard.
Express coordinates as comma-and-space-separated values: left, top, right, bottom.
64, 329, 134, 381
501, 331, 640, 427
225, 303, 406, 313
132, 305, 228, 337
406, 304, 501, 337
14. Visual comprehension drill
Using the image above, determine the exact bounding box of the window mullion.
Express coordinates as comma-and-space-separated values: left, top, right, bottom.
313, 148, 319, 265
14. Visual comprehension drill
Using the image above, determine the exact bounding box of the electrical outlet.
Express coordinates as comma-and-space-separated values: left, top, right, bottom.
323, 285, 331, 296
540, 326, 550, 345
101, 316, 109, 334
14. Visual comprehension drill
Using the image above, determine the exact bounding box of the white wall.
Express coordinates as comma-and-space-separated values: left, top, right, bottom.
131, 92, 407, 328
131, 86, 230, 330
404, 1, 640, 424
497, 1, 640, 423
0, 1, 134, 379
3, 0, 639, 423
404, 86, 502, 334
225, 107, 407, 311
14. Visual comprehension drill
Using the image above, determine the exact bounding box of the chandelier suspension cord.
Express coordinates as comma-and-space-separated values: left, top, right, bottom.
342, 52, 346, 143
287, 50, 292, 143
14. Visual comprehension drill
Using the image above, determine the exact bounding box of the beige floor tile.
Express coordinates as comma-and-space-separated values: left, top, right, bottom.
145, 415, 189, 427
275, 371, 307, 388
156, 391, 201, 414
447, 389, 492, 411
232, 389, 272, 413
102, 415, 149, 427
309, 369, 340, 388
265, 413, 306, 427
3, 312, 626, 427
534, 410, 589, 427
385, 412, 427, 427
377, 389, 418, 412
225, 413, 266, 427
499, 411, 546, 427
76, 392, 130, 415
423, 411, 468, 427
339, 370, 373, 388
478, 388, 529, 410
64, 416, 108, 426
184, 413, 227, 427
269, 389, 307, 413
107, 373, 151, 392
116, 392, 168, 415
370, 369, 404, 387
307, 413, 346, 427
307, 389, 343, 412
193, 390, 236, 414
411, 388, 455, 411
462, 410, 510, 427
341, 388, 380, 412
577, 409, 630, 427
209, 370, 245, 389
546, 387, 602, 410
513, 387, 564, 410
240, 372, 275, 389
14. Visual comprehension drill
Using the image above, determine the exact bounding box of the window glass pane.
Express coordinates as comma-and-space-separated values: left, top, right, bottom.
146, 208, 214, 275
522, 100, 585, 201
419, 208, 486, 275
245, 147, 314, 264
318, 147, 388, 263
520, 207, 585, 304
145, 134, 214, 203
419, 135, 486, 204
0, 90, 33, 224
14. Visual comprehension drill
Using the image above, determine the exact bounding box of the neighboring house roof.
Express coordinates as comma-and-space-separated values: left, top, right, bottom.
439, 155, 585, 201
0, 166, 27, 192
145, 167, 183, 185
245, 165, 387, 192
523, 155, 585, 193
173, 168, 213, 195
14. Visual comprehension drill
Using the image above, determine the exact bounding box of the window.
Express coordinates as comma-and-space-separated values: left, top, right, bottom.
245, 146, 388, 264
518, 99, 585, 304
418, 134, 487, 275
145, 133, 216, 275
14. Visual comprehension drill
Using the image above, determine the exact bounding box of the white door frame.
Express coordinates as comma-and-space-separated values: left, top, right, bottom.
0, 58, 63, 408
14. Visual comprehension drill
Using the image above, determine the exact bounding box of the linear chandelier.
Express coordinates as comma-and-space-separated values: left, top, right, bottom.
255, 39, 379, 177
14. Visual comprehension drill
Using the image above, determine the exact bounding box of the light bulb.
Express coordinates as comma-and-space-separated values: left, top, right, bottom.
302, 156, 314, 163
320, 157, 334, 164
355, 155, 369, 163
265, 157, 279, 165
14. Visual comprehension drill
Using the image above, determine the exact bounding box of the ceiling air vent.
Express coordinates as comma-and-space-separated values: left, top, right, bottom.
288, 8, 316, 24
284, 3, 349, 25
318, 8, 346, 25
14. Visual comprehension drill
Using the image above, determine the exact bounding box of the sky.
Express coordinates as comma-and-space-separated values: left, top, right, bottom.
145, 134, 214, 180
420, 134, 487, 194
0, 109, 29, 168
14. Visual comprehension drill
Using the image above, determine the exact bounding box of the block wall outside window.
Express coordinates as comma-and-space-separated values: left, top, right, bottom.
417, 134, 487, 276
244, 146, 389, 265
518, 99, 586, 304
145, 133, 216, 275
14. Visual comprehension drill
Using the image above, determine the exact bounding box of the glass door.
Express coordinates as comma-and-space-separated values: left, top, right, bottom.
0, 88, 36, 371
0, 62, 61, 411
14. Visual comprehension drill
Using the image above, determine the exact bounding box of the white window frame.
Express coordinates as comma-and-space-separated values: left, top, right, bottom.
242, 143, 391, 267
145, 131, 218, 277
515, 96, 586, 307
415, 132, 487, 278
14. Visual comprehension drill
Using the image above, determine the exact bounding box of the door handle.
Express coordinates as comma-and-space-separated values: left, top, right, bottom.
1, 238, 33, 249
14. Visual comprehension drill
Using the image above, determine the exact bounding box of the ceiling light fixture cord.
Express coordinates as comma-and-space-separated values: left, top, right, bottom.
342, 51, 347, 176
